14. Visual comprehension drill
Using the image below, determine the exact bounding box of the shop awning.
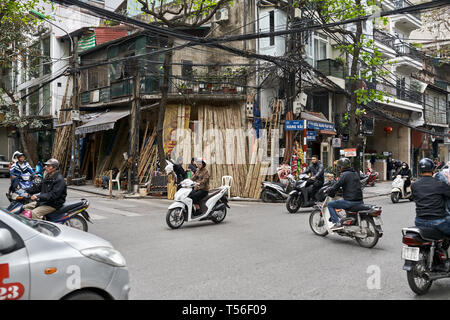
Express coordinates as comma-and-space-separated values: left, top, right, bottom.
301, 112, 336, 133
75, 109, 130, 135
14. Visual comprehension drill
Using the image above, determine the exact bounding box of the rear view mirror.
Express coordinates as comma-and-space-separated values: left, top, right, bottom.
0, 228, 16, 254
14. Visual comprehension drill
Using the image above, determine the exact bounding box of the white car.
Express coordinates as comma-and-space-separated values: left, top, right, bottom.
0, 209, 130, 300
0, 155, 10, 176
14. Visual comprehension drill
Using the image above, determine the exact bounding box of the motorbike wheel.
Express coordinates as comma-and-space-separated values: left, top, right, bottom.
370, 181, 375, 187
260, 190, 273, 203
65, 215, 88, 232
355, 217, 379, 248
286, 194, 302, 213
211, 207, 227, 224
407, 253, 433, 295
166, 208, 185, 229
309, 209, 328, 237
391, 192, 400, 204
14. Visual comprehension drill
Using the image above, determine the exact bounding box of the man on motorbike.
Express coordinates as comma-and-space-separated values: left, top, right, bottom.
189, 158, 210, 215
304, 155, 324, 204
22, 158, 67, 220
9, 152, 36, 193
325, 157, 364, 231
411, 158, 450, 237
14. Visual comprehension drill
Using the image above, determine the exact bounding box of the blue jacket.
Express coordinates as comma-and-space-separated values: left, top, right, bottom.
10, 161, 35, 178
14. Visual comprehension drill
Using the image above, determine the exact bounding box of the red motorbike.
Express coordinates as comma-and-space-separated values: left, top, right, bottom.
365, 168, 378, 187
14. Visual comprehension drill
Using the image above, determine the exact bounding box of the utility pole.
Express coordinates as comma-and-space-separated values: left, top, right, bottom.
69, 35, 79, 182
128, 59, 141, 193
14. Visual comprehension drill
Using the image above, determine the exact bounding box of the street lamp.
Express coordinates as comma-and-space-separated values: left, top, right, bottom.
29, 10, 74, 53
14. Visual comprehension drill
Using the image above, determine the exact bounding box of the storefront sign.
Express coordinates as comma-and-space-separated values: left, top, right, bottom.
285, 120, 305, 131
344, 148, 357, 157
307, 130, 316, 141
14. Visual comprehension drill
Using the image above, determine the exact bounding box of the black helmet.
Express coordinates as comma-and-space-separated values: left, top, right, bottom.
418, 158, 435, 174
336, 157, 351, 170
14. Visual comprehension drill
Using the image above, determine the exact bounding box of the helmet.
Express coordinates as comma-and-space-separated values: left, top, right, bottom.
44, 158, 59, 169
194, 157, 206, 167
418, 158, 435, 174
336, 157, 351, 170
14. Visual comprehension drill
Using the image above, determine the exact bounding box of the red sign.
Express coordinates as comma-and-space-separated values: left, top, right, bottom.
344, 148, 357, 157
0, 264, 25, 300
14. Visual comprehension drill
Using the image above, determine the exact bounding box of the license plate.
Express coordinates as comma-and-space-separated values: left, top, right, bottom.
373, 217, 383, 226
402, 246, 420, 261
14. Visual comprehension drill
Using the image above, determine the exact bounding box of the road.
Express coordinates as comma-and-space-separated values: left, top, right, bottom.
2, 178, 450, 299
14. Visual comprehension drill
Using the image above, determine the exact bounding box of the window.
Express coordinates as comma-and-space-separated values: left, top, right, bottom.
314, 38, 327, 67
42, 84, 51, 115
29, 86, 39, 116
42, 37, 51, 76
269, 11, 275, 46
182, 60, 193, 81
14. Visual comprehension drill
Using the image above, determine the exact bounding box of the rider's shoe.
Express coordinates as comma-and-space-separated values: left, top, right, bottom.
330, 222, 344, 231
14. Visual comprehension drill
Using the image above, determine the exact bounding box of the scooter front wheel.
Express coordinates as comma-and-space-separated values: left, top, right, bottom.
391, 192, 400, 203
65, 215, 88, 232
166, 208, 185, 229
286, 194, 302, 213
309, 209, 328, 236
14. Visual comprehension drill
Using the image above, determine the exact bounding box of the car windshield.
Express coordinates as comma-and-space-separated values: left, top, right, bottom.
1, 209, 60, 237
0, 155, 6, 162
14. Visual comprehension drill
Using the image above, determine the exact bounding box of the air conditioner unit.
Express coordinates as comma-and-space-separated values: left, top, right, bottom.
293, 100, 303, 115
213, 8, 229, 23
246, 102, 254, 118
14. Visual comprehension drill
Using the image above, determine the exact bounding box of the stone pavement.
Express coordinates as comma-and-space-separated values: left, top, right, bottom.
67, 180, 393, 201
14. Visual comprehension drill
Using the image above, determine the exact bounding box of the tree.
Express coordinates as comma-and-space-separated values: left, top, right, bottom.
136, 0, 234, 169
0, 0, 48, 166
295, 0, 390, 172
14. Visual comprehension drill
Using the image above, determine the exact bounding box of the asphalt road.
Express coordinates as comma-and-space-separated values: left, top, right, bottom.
2, 178, 450, 299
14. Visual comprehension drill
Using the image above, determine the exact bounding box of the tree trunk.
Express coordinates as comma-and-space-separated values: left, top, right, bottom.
156, 37, 174, 171
18, 127, 35, 167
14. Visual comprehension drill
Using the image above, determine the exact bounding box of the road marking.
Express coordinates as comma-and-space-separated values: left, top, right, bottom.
90, 205, 142, 217
88, 213, 107, 220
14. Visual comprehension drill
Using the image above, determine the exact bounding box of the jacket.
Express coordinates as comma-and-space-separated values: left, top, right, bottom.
411, 176, 450, 220
26, 170, 67, 209
327, 168, 363, 201
192, 166, 210, 191
304, 161, 324, 182
10, 161, 35, 178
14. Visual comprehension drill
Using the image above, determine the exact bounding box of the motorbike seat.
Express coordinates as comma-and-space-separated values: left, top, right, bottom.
347, 203, 373, 212
407, 226, 446, 241
50, 200, 85, 216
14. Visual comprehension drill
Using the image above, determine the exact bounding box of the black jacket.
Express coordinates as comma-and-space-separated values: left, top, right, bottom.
411, 176, 450, 220
397, 167, 412, 179
327, 168, 363, 201
26, 170, 67, 209
304, 161, 325, 182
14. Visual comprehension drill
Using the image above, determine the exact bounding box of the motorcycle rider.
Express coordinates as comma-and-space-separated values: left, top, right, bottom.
9, 152, 36, 193
189, 158, 210, 215
411, 158, 450, 237
325, 157, 364, 231
22, 158, 67, 220
397, 162, 412, 195
304, 155, 324, 204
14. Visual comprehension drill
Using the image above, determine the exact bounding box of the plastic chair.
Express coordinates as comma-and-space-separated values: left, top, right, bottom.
221, 176, 233, 198
112, 170, 121, 192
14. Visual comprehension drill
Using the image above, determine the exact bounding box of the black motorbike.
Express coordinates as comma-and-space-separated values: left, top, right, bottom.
260, 174, 296, 202
286, 174, 331, 213
402, 226, 450, 295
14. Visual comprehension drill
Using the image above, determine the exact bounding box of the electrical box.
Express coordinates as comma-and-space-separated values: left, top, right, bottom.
246, 102, 254, 118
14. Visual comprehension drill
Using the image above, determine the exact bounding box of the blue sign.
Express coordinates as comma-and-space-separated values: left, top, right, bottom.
307, 130, 316, 141
307, 121, 335, 131
285, 120, 305, 131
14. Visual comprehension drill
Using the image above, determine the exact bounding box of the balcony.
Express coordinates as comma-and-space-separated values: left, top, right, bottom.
376, 81, 423, 106
387, 0, 422, 33
373, 29, 396, 58
316, 59, 346, 89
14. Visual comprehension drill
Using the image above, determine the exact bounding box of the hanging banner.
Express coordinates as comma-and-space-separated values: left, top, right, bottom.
344, 148, 357, 157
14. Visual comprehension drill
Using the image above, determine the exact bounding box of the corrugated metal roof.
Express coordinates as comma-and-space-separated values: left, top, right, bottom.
94, 27, 129, 46
75, 109, 130, 135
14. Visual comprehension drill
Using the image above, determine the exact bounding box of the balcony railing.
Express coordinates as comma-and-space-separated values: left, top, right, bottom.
392, 0, 421, 20
373, 29, 395, 48
316, 59, 346, 79
425, 109, 447, 125
394, 42, 423, 61
376, 81, 423, 105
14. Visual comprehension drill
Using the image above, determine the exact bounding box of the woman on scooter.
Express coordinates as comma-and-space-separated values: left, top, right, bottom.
397, 162, 412, 194
189, 158, 210, 215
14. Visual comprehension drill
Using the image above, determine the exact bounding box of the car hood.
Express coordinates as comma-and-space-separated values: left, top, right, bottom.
55, 223, 113, 251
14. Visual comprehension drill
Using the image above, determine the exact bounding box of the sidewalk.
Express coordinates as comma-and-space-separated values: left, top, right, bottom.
67, 181, 392, 201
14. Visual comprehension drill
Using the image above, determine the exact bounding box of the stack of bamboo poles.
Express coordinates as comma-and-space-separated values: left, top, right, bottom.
138, 124, 157, 184
52, 81, 73, 176
242, 139, 271, 199
264, 99, 283, 183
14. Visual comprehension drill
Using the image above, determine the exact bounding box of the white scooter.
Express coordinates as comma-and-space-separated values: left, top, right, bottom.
309, 189, 383, 248
166, 179, 230, 229
391, 175, 413, 203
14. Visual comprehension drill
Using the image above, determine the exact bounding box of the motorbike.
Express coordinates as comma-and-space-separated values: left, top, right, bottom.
6, 187, 92, 232
260, 174, 296, 203
166, 179, 230, 229
286, 174, 331, 213
365, 168, 378, 187
391, 175, 413, 203
359, 171, 369, 190
309, 188, 383, 248
402, 226, 450, 295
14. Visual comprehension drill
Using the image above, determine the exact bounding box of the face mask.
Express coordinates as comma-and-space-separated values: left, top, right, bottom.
402, 166, 406, 168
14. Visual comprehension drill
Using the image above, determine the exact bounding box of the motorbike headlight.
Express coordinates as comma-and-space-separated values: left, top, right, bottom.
80, 247, 127, 267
